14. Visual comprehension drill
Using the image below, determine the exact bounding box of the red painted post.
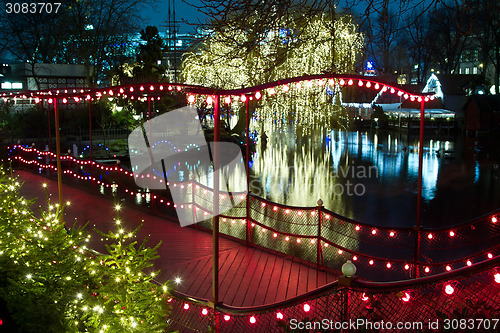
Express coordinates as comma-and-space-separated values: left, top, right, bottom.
317, 199, 323, 268
54, 99, 64, 224
47, 102, 51, 151
413, 98, 425, 279
245, 97, 251, 245
191, 175, 197, 226
212, 94, 221, 333
88, 100, 92, 160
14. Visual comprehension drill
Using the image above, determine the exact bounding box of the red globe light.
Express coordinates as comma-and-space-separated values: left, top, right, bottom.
303, 304, 311, 312
249, 316, 256, 324
183, 303, 189, 310
224, 315, 231, 321
201, 308, 208, 316
276, 312, 284, 320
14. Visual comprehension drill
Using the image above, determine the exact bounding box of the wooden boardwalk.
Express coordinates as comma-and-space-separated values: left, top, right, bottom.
16, 170, 336, 307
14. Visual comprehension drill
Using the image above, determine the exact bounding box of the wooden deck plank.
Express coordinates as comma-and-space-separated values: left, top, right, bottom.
250, 253, 276, 305
16, 170, 338, 307
230, 249, 264, 306
285, 261, 300, 299
274, 259, 292, 303
262, 256, 285, 304
223, 247, 256, 305
240, 252, 271, 306
296, 262, 310, 296
218, 249, 245, 302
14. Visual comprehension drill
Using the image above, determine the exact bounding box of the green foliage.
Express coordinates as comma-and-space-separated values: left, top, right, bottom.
133, 26, 167, 82
0, 167, 171, 332
370, 105, 388, 129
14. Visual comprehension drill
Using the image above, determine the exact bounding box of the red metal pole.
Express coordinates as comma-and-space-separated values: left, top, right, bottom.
245, 97, 251, 245
89, 100, 92, 160
413, 99, 425, 279
47, 102, 51, 151
212, 95, 221, 332
54, 99, 64, 224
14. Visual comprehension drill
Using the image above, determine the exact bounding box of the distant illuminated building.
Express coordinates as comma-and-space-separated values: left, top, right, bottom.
364, 61, 376, 76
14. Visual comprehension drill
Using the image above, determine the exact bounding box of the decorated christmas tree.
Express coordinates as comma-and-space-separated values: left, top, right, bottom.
0, 167, 172, 332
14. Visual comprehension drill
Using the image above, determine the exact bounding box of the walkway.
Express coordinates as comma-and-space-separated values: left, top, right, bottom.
16, 170, 336, 307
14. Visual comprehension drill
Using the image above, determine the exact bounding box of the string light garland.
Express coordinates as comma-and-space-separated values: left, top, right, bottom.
9, 145, 498, 278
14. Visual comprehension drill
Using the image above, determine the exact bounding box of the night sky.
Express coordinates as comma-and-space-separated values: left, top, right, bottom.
141, 0, 206, 33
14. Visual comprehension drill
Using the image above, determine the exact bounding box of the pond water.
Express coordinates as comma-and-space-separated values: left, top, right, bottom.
248, 122, 500, 228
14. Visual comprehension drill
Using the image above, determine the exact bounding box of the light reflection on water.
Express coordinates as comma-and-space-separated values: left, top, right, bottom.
249, 122, 500, 228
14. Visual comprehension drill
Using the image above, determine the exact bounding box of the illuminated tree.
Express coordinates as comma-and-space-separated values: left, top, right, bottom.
182, 13, 363, 88
181, 12, 362, 131
0, 168, 171, 332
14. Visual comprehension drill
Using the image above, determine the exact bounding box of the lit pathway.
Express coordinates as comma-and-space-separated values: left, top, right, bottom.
16, 170, 337, 307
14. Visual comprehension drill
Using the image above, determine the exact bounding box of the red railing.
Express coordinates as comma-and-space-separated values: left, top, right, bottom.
164, 257, 500, 332
9, 144, 500, 283
9, 144, 500, 332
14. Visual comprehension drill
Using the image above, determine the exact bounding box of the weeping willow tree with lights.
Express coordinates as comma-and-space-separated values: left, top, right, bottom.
0, 167, 171, 332
181, 10, 364, 132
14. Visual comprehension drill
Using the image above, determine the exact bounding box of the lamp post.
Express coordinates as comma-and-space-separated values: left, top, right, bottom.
339, 260, 356, 323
